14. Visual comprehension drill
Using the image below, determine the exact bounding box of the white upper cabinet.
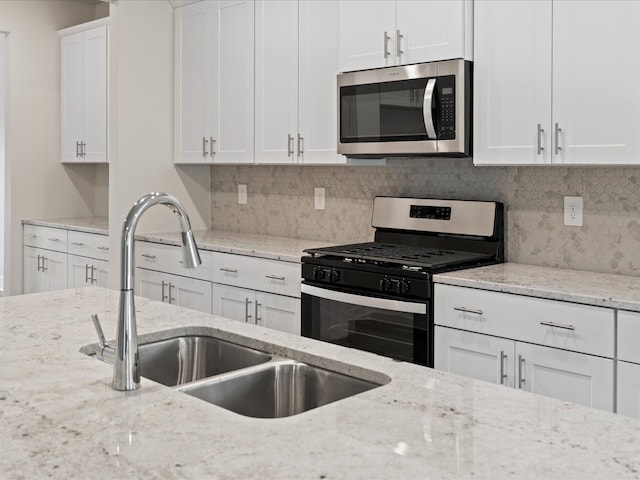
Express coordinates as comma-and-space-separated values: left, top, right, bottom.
255, 0, 344, 165
254, 0, 299, 164
60, 20, 108, 164
175, 0, 254, 164
474, 0, 640, 165
298, 0, 344, 164
338, 0, 471, 73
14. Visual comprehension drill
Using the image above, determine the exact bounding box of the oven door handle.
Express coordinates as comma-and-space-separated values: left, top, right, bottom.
423, 78, 437, 139
301, 284, 427, 315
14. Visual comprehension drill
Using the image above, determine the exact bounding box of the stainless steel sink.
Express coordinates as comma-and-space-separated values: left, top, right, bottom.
177, 359, 385, 418
137, 336, 272, 387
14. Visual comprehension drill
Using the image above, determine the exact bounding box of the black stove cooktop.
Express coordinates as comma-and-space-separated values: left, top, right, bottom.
304, 242, 495, 271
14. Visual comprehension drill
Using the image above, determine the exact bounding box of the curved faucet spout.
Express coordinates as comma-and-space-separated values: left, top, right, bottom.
113, 192, 202, 391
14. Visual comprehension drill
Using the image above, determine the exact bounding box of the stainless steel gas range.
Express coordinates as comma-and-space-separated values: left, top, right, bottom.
301, 196, 504, 368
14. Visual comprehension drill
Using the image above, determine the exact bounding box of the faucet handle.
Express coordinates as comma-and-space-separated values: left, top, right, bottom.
91, 313, 107, 347
91, 313, 115, 364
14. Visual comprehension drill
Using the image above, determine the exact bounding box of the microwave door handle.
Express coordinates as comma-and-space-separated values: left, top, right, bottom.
423, 78, 437, 139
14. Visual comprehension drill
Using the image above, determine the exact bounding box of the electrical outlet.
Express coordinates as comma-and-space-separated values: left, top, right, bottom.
314, 187, 326, 210
238, 184, 247, 205
564, 196, 583, 227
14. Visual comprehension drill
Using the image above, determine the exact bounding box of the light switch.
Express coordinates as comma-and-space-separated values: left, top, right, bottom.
315, 188, 325, 210
238, 184, 247, 205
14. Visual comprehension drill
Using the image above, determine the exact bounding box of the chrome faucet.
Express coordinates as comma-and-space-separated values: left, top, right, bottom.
109, 192, 201, 391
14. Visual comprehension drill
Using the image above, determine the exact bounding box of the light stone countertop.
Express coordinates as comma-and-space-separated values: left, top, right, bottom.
137, 229, 336, 263
22, 217, 109, 235
434, 262, 640, 312
2, 287, 640, 479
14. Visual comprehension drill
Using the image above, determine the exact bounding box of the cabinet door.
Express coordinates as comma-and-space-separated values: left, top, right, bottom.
434, 326, 516, 388
82, 25, 107, 163
338, 0, 396, 72
211, 0, 255, 164
61, 31, 84, 163
167, 274, 212, 314
255, 292, 301, 335
473, 0, 552, 165
552, 1, 640, 165
297, 0, 345, 165
617, 361, 640, 418
515, 342, 614, 412
136, 268, 166, 302
254, 0, 299, 164
68, 255, 95, 288
212, 283, 253, 323
396, 0, 468, 64
175, 1, 210, 163
23, 246, 44, 294
68, 255, 109, 288
40, 250, 68, 292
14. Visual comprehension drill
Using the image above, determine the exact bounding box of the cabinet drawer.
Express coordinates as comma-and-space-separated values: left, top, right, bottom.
434, 284, 614, 358
68, 231, 110, 261
135, 241, 213, 281
23, 225, 68, 252
211, 251, 301, 297
618, 311, 640, 364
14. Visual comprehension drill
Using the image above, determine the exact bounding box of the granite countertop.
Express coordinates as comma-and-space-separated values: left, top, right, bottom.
137, 229, 336, 263
22, 217, 109, 235
434, 262, 640, 312
3, 287, 640, 479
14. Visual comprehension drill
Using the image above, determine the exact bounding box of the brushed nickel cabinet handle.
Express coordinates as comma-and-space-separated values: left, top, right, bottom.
537, 124, 544, 155
297, 133, 304, 158
245, 298, 253, 323
453, 306, 483, 315
555, 123, 562, 155
396, 29, 403, 58
255, 301, 262, 325
141, 253, 156, 259
265, 275, 285, 281
71, 242, 84, 246
219, 267, 238, 273
540, 321, 575, 331
161, 281, 168, 302
41, 256, 48, 272
518, 355, 526, 389
168, 283, 175, 304
500, 351, 507, 385
48, 237, 60, 242
91, 265, 97, 285
96, 246, 109, 251
76, 141, 80, 158
202, 136, 209, 157
287, 134, 294, 157
210, 137, 215, 157
85, 264, 91, 283
383, 31, 391, 59
25, 234, 37, 238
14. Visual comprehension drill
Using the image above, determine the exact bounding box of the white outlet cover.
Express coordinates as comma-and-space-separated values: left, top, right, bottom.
314, 187, 326, 210
238, 184, 247, 205
564, 196, 583, 227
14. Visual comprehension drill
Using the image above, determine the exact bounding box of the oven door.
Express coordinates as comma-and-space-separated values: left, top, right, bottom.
301, 284, 433, 367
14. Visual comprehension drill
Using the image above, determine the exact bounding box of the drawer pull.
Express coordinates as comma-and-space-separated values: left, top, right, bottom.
518, 355, 526, 389
71, 242, 84, 246
96, 246, 109, 251
25, 233, 37, 238
141, 253, 156, 259
220, 268, 238, 273
265, 275, 285, 281
48, 237, 60, 242
540, 321, 575, 331
499, 351, 507, 385
453, 306, 483, 315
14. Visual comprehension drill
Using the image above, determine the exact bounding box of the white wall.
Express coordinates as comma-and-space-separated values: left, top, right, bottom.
107, 0, 211, 289
0, 1, 98, 295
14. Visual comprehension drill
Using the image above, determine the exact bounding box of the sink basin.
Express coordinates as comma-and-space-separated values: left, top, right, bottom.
136, 336, 272, 387
178, 359, 385, 418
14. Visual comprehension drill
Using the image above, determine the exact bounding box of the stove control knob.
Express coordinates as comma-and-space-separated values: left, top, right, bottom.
312, 267, 320, 281
401, 279, 411, 294
330, 270, 341, 283
379, 276, 391, 292
389, 278, 403, 294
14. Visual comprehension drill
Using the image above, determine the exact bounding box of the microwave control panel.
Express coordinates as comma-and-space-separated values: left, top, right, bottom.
436, 75, 456, 140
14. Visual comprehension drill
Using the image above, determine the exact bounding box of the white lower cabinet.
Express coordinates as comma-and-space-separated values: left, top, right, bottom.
434, 284, 615, 412
212, 283, 301, 335
23, 246, 68, 294
136, 268, 213, 314
617, 361, 640, 418
68, 255, 109, 288
435, 326, 613, 411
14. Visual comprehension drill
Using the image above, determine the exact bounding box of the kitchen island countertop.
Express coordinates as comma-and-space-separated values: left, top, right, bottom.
2, 287, 640, 479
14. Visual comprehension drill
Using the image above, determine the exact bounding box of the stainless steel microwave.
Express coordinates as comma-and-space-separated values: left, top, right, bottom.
337, 59, 471, 158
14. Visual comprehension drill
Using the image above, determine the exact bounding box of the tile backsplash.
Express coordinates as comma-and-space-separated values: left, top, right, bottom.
211, 158, 640, 276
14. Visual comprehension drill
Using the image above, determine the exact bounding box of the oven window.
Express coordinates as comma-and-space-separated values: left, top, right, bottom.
340, 78, 431, 143
302, 292, 431, 366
